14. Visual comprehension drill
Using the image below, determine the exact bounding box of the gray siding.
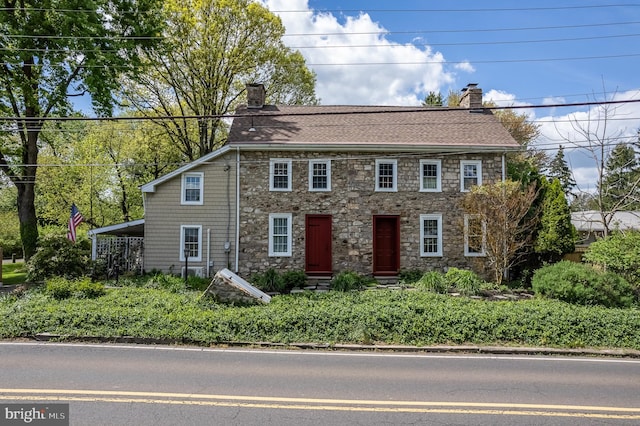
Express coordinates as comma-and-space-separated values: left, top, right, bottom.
144, 151, 237, 276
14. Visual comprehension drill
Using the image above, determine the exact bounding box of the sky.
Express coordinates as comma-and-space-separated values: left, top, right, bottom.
260, 0, 640, 192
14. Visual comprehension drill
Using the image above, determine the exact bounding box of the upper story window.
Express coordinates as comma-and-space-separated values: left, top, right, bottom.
420, 159, 442, 192
181, 172, 204, 205
309, 159, 331, 191
269, 213, 292, 256
420, 214, 443, 257
460, 160, 482, 192
270, 159, 292, 191
180, 225, 202, 261
375, 159, 397, 192
464, 214, 486, 257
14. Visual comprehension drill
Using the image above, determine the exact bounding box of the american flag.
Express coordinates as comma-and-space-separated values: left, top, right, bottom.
67, 203, 84, 243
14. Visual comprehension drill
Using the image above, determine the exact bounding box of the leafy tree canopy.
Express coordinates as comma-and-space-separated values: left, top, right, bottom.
0, 0, 165, 258
121, 0, 318, 160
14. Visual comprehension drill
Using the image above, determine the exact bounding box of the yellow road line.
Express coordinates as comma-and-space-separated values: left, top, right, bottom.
1, 389, 639, 420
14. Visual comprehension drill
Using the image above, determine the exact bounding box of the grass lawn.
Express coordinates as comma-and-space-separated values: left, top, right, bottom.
1, 262, 26, 286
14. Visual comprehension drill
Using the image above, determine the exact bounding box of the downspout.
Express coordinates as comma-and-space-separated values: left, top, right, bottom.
207, 228, 211, 277
501, 153, 506, 182
90, 232, 97, 261
235, 146, 241, 273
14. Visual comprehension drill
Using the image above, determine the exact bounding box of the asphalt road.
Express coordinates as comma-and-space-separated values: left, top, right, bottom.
1, 342, 639, 425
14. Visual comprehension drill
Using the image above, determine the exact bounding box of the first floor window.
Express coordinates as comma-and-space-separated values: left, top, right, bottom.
269, 213, 292, 256
420, 214, 442, 256
375, 159, 397, 191
464, 214, 486, 256
180, 225, 202, 261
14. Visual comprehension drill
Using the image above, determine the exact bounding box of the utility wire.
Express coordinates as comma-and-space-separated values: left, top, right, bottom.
5, 33, 640, 53
1, 98, 640, 123
2, 4, 639, 14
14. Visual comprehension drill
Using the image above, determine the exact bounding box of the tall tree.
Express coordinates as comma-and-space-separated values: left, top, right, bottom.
122, 0, 318, 161
446, 89, 462, 107
555, 89, 640, 236
0, 0, 164, 259
600, 143, 640, 211
534, 178, 577, 262
546, 145, 577, 197
461, 180, 540, 285
421, 91, 443, 107
36, 118, 182, 228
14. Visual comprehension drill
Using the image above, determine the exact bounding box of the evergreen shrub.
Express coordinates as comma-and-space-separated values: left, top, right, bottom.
532, 261, 635, 308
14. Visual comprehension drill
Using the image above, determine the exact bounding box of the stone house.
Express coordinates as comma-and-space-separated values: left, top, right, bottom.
139, 83, 520, 279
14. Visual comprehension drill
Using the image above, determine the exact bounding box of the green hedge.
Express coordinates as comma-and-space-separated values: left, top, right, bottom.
2, 288, 639, 350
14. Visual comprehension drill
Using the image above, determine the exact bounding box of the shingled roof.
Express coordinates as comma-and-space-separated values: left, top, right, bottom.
227, 104, 521, 151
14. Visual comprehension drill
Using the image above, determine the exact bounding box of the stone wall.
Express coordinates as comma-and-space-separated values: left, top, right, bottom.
237, 150, 503, 278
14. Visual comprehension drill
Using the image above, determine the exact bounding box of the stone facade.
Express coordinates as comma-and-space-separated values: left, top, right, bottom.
237, 150, 503, 278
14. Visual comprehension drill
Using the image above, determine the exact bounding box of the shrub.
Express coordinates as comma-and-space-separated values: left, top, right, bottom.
46, 277, 73, 300
445, 268, 483, 296
583, 231, 640, 287
46, 276, 105, 300
399, 269, 424, 285
72, 278, 107, 299
281, 270, 307, 293
331, 270, 364, 292
26, 234, 93, 282
414, 271, 448, 294
532, 261, 635, 308
186, 275, 211, 291
251, 269, 285, 293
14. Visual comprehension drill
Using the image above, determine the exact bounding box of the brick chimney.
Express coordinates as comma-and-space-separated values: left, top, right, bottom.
459, 83, 483, 110
246, 83, 265, 109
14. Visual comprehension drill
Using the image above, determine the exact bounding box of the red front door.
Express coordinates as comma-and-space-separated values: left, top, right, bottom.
305, 215, 332, 275
373, 215, 400, 275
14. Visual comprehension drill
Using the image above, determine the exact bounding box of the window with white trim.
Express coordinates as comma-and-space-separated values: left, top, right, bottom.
460, 160, 482, 192
420, 214, 442, 256
270, 159, 292, 191
420, 159, 441, 192
180, 225, 202, 261
375, 159, 397, 191
309, 159, 331, 191
269, 213, 292, 256
181, 172, 203, 205
464, 214, 486, 256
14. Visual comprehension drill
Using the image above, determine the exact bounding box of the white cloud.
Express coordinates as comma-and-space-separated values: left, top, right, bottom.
262, 0, 468, 105
454, 62, 475, 73
536, 89, 640, 190
261, 1, 640, 197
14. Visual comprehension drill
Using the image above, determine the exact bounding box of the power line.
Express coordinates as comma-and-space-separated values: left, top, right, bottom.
2, 97, 640, 123
275, 5, 640, 13
3, 4, 638, 14
2, 51, 639, 70
5, 32, 640, 54
4, 21, 640, 40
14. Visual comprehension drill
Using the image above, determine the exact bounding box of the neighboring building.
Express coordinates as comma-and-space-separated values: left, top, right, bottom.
571, 210, 640, 245
137, 83, 521, 279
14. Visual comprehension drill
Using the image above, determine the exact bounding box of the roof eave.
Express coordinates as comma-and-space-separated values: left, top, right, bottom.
140, 145, 232, 193
229, 142, 521, 153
